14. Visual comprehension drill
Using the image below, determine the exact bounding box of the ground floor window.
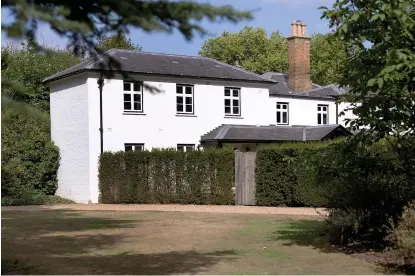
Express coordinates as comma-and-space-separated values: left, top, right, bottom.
124, 143, 144, 151
177, 144, 195, 152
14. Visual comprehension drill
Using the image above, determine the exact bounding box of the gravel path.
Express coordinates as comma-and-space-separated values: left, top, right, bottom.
2, 204, 327, 216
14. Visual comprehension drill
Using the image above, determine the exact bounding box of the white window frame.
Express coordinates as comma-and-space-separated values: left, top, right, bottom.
224, 87, 241, 116
177, 144, 195, 152
317, 104, 329, 125
176, 84, 194, 114
123, 81, 143, 113
124, 143, 144, 152
276, 102, 289, 125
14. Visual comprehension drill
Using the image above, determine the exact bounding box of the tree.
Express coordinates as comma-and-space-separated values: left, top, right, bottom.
97, 34, 142, 52
321, 0, 415, 139
199, 26, 348, 86
1, 41, 80, 111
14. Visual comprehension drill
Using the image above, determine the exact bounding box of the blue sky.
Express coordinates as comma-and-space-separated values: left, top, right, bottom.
1, 0, 334, 55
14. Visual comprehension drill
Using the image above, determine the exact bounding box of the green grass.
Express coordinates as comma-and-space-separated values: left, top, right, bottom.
1, 210, 381, 275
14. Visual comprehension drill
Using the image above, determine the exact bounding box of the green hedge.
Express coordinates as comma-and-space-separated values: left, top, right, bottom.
99, 148, 234, 204
255, 140, 342, 207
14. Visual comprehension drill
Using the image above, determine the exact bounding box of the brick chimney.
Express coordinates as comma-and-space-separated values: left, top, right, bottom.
287, 21, 312, 92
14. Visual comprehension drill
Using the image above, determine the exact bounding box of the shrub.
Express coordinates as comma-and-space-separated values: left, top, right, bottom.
318, 136, 415, 245
1, 108, 60, 196
98, 148, 234, 205
387, 201, 415, 265
1, 186, 74, 206
255, 141, 338, 207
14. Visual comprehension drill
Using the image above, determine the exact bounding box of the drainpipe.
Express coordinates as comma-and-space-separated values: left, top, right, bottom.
336, 102, 339, 125
97, 74, 104, 155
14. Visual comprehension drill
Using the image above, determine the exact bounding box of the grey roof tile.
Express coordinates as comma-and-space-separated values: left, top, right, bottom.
44, 49, 276, 84
201, 124, 351, 142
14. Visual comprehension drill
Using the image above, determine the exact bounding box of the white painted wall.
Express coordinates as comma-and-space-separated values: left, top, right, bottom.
50, 73, 350, 203
50, 75, 90, 203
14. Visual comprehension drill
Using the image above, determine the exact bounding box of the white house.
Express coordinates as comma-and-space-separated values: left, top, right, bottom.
44, 21, 353, 203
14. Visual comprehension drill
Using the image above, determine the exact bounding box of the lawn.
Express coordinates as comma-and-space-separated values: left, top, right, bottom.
1, 210, 381, 275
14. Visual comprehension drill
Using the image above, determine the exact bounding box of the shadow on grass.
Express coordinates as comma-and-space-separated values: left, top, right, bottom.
1, 210, 240, 274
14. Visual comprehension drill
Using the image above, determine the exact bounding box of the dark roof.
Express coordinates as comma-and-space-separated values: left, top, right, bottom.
261, 72, 347, 100
201, 124, 351, 142
44, 49, 276, 84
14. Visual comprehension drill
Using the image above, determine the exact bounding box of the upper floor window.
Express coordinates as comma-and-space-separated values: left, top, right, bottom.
177, 144, 195, 152
176, 84, 194, 114
317, 104, 328, 125
125, 143, 144, 152
276, 102, 289, 125
123, 81, 143, 112
224, 87, 241, 116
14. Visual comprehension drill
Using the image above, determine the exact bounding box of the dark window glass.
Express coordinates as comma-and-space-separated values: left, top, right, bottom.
277, 112, 281, 123
318, 106, 321, 111
125, 145, 133, 151
133, 83, 140, 91
225, 106, 231, 114
186, 146, 194, 152
185, 97, 192, 104
135, 145, 143, 151
177, 96, 183, 104
283, 104, 287, 110
318, 115, 322, 125
134, 103, 140, 110
233, 90, 239, 97
323, 114, 327, 124
225, 89, 230, 96
277, 104, 280, 109
124, 102, 131, 110
124, 94, 131, 101
233, 107, 239, 114
283, 112, 287, 123
124, 82, 131, 91
176, 86, 183, 94
225, 99, 230, 106
134, 94, 141, 102
185, 86, 192, 94
177, 146, 184, 152
177, 104, 183, 112
185, 105, 192, 113
233, 99, 239, 106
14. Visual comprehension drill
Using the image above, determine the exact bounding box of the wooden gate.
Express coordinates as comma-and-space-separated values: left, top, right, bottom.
235, 151, 256, 205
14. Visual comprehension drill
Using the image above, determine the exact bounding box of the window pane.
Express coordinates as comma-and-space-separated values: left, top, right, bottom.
124, 94, 131, 101
225, 106, 231, 114
323, 106, 327, 112
277, 112, 281, 123
133, 103, 140, 110
318, 115, 321, 125
225, 99, 230, 106
124, 82, 131, 91
233, 106, 239, 115
185, 104, 192, 113
177, 104, 183, 112
177, 96, 183, 104
323, 114, 327, 124
233, 90, 239, 97
125, 145, 133, 151
283, 104, 287, 110
134, 94, 141, 102
186, 146, 194, 152
185, 97, 192, 104
134, 145, 143, 151
124, 102, 131, 110
225, 89, 230, 96
233, 99, 239, 106
318, 106, 321, 111
283, 112, 287, 123
176, 86, 183, 94
177, 146, 184, 152
277, 104, 280, 109
185, 86, 192, 94
133, 83, 141, 91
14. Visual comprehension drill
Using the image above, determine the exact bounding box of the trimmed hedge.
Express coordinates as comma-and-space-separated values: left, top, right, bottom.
255, 140, 342, 207
99, 148, 234, 204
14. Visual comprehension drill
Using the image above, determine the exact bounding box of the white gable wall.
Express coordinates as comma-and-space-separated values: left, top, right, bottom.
50, 75, 91, 203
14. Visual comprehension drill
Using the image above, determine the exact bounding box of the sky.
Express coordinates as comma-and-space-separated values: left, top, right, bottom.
1, 0, 335, 56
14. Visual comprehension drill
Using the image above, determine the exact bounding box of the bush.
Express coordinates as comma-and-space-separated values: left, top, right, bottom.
387, 201, 415, 265
255, 141, 339, 207
318, 136, 415, 245
1, 186, 74, 206
98, 148, 234, 204
1, 108, 60, 196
